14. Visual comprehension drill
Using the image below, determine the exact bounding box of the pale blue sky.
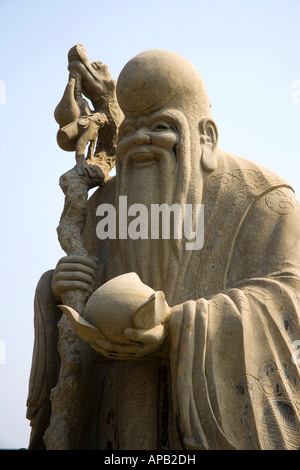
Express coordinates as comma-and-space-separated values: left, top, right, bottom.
0, 0, 299, 448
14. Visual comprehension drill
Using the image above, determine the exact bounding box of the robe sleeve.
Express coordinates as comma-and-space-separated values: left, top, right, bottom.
168, 187, 300, 450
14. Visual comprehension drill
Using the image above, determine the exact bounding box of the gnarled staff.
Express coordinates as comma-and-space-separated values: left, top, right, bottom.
43, 44, 123, 449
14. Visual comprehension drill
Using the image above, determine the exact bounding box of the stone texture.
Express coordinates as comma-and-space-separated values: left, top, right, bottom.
26, 47, 300, 450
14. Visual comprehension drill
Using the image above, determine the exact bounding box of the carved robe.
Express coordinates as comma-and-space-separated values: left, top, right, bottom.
27, 150, 300, 449
82, 150, 300, 450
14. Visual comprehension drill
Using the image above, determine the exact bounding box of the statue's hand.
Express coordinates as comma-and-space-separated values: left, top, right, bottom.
51, 254, 98, 301
93, 291, 171, 360
94, 324, 167, 360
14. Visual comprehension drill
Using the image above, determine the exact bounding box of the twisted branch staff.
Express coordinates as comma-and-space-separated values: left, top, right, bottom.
43, 45, 122, 449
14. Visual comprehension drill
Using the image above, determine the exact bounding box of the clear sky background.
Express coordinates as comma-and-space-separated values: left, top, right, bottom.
0, 0, 299, 449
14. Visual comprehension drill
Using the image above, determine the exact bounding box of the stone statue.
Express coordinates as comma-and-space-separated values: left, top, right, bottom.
26, 46, 300, 450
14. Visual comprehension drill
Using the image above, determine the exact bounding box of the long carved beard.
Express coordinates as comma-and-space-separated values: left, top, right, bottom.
116, 147, 179, 292
106, 114, 203, 305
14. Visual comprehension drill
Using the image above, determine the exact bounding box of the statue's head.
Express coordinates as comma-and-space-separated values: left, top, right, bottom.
116, 49, 210, 117
116, 49, 218, 171
110, 50, 218, 292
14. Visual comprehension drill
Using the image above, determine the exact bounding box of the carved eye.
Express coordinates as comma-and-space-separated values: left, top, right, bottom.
151, 121, 177, 133
151, 122, 171, 132
122, 126, 135, 137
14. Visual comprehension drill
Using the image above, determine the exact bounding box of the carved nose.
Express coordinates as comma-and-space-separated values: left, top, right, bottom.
132, 128, 151, 145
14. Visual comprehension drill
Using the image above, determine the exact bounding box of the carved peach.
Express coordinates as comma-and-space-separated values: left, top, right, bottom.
83, 272, 155, 344
60, 272, 169, 348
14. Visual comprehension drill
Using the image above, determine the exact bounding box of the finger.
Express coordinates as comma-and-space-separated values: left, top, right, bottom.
57, 255, 98, 269
94, 345, 160, 360
124, 325, 165, 345
55, 263, 96, 277
94, 338, 160, 359
94, 346, 137, 360
54, 270, 95, 284
96, 338, 140, 354
54, 280, 93, 296
53, 274, 94, 297
93, 343, 140, 360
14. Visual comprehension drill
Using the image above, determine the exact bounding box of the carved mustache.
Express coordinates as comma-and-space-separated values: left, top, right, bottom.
121, 145, 177, 165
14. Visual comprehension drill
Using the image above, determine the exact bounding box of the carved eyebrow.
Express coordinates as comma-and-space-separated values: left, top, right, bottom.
148, 113, 178, 128
120, 117, 137, 127
120, 113, 178, 132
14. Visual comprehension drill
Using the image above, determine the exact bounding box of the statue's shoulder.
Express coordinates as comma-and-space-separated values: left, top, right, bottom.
209, 150, 292, 194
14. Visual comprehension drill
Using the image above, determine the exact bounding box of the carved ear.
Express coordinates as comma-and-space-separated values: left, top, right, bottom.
199, 118, 218, 171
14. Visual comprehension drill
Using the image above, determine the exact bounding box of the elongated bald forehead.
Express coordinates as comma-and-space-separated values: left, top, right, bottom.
116, 49, 211, 118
